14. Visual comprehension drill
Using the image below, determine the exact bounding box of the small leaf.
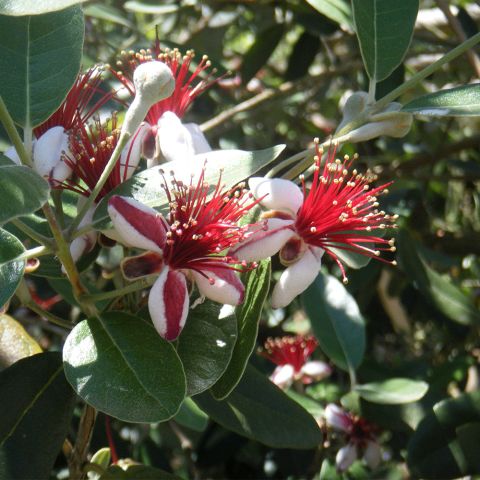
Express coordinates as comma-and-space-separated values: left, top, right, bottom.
241, 24, 285, 84
0, 0, 87, 15
397, 230, 480, 325
302, 272, 365, 371
84, 4, 134, 28
0, 314, 42, 370
402, 84, 480, 117
0, 164, 50, 224
0, 229, 25, 308
285, 31, 321, 81
0, 352, 76, 480
352, 0, 418, 81
63, 312, 186, 422
211, 259, 271, 400
355, 378, 429, 405
0, 6, 84, 127
195, 365, 322, 449
176, 301, 237, 396
305, 0, 352, 27
174, 398, 208, 432
408, 391, 480, 478
93, 146, 285, 230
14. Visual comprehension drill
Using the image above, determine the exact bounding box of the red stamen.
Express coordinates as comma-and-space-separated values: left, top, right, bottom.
261, 335, 318, 373
105, 416, 119, 464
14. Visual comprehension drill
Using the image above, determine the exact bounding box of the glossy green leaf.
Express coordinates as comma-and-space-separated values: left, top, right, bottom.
355, 378, 429, 405
63, 312, 186, 422
195, 365, 322, 449
408, 391, 480, 478
302, 272, 365, 371
123, 2, 180, 14
0, 0, 87, 15
286, 390, 325, 418
397, 230, 480, 325
305, 0, 352, 27
211, 259, 271, 400
0, 163, 49, 224
93, 146, 285, 230
241, 24, 285, 84
0, 229, 25, 308
352, 0, 418, 81
176, 301, 237, 396
402, 84, 480, 117
285, 31, 321, 81
84, 4, 134, 28
174, 398, 208, 432
0, 353, 76, 480
0, 314, 41, 370
0, 6, 84, 127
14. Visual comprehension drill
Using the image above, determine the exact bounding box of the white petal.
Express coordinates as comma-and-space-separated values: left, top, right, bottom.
230, 219, 295, 262
336, 443, 357, 472
271, 247, 323, 308
119, 123, 149, 180
324, 404, 351, 432
363, 441, 382, 469
270, 364, 295, 389
157, 111, 195, 163
33, 126, 73, 182
183, 122, 212, 154
148, 267, 189, 340
248, 177, 303, 215
300, 360, 332, 381
68, 205, 97, 263
192, 268, 244, 305
3, 146, 21, 165
108, 196, 167, 253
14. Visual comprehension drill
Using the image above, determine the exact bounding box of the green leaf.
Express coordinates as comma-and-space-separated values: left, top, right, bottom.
84, 4, 134, 28
100, 465, 182, 479
0, 229, 25, 308
0, 163, 49, 224
0, 6, 84, 127
355, 378, 429, 405
123, 2, 181, 14
176, 301, 237, 396
408, 391, 480, 478
302, 272, 365, 371
397, 230, 480, 325
0, 352, 76, 480
241, 24, 285, 84
195, 365, 322, 449
93, 146, 285, 230
0, 314, 41, 370
402, 84, 480, 117
285, 31, 321, 81
174, 398, 208, 432
286, 390, 325, 418
63, 312, 186, 422
352, 0, 418, 81
0, 0, 87, 15
211, 259, 271, 400
305, 0, 352, 27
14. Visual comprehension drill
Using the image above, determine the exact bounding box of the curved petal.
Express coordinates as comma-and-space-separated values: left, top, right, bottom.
192, 267, 244, 305
363, 441, 381, 469
148, 267, 189, 340
68, 203, 97, 263
271, 247, 323, 309
121, 251, 164, 280
184, 122, 212, 154
108, 195, 167, 253
336, 443, 357, 472
119, 123, 150, 180
33, 126, 73, 183
300, 360, 332, 383
270, 364, 295, 389
248, 177, 304, 215
157, 111, 195, 163
324, 404, 351, 432
230, 219, 295, 262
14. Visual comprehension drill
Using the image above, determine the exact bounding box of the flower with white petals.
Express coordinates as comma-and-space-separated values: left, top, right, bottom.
325, 404, 382, 472
230, 141, 397, 308
107, 168, 259, 340
260, 335, 331, 388
111, 44, 217, 165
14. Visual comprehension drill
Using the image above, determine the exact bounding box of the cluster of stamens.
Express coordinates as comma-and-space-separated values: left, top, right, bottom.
261, 335, 318, 372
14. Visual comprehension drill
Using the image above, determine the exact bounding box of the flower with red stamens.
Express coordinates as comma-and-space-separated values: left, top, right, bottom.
30, 67, 113, 184
230, 140, 397, 308
107, 167, 260, 340
325, 404, 382, 472
111, 43, 218, 164
261, 335, 331, 388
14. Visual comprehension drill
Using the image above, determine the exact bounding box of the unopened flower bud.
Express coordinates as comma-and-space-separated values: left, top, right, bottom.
337, 91, 369, 132
33, 126, 72, 183
336, 443, 357, 472
325, 404, 351, 432
121, 61, 175, 137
